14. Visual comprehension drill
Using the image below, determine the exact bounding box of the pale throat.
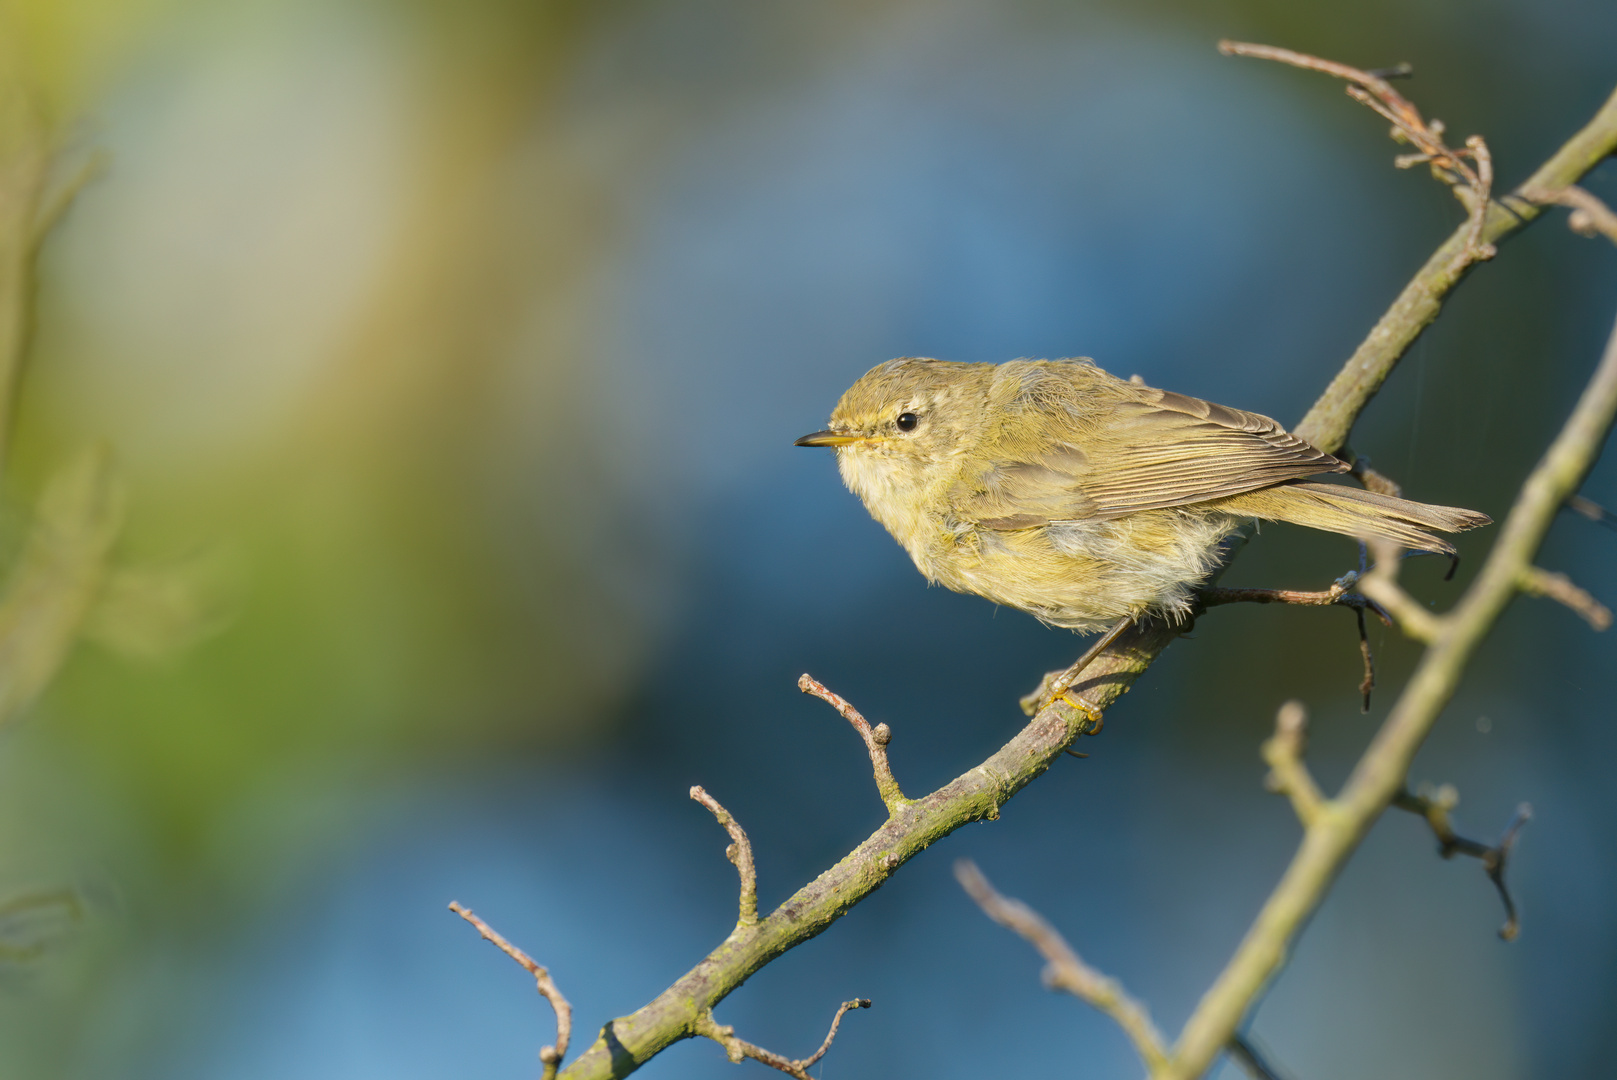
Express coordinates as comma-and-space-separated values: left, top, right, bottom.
836, 446, 934, 560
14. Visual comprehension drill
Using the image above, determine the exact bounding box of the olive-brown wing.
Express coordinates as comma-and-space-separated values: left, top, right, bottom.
957, 388, 1347, 528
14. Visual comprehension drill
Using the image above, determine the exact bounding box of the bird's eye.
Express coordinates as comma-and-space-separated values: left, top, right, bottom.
896, 412, 919, 432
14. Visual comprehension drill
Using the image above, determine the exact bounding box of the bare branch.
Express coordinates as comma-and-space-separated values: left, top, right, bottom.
954, 859, 1169, 1073
1290, 86, 1617, 456
1261, 703, 1327, 827
1218, 41, 1489, 203
449, 902, 573, 1078
689, 786, 758, 928
1518, 565, 1612, 630
1392, 787, 1532, 940
1357, 540, 1444, 644
1227, 1033, 1292, 1080
1202, 578, 1387, 710
1566, 493, 1617, 531
1522, 183, 1617, 246
693, 999, 871, 1080
798, 673, 909, 813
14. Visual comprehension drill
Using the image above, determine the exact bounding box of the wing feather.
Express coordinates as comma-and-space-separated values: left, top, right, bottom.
954, 369, 1346, 528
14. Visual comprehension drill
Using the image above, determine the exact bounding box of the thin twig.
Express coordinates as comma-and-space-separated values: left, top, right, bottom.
449, 902, 573, 1079
1218, 40, 1489, 202
1227, 1033, 1292, 1080
1566, 493, 1617, 531
1392, 787, 1532, 940
1201, 577, 1388, 710
1522, 183, 1617, 245
1357, 540, 1444, 644
954, 859, 1169, 1073
1261, 702, 1327, 827
1518, 565, 1613, 630
690, 786, 758, 928
1347, 453, 1404, 497
693, 999, 871, 1080
798, 673, 909, 813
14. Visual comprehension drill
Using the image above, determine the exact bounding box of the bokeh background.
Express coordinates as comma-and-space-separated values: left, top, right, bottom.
0, 1, 1614, 1077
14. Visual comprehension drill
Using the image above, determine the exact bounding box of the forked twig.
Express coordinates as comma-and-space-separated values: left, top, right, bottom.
799, 673, 909, 812
1219, 40, 1497, 264
1518, 565, 1613, 630
1201, 574, 1390, 709
1393, 786, 1532, 940
694, 999, 872, 1080
449, 902, 573, 1079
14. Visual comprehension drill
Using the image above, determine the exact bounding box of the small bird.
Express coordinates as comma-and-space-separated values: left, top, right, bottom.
796, 357, 1489, 634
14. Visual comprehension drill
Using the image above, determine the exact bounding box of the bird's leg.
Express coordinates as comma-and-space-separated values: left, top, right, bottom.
1019, 615, 1134, 727
1199, 572, 1392, 710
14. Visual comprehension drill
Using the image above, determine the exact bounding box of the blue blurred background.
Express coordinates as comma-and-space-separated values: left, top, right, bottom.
1, 1, 1615, 1077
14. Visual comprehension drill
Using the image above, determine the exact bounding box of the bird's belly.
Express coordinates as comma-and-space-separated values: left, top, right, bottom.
924, 511, 1236, 632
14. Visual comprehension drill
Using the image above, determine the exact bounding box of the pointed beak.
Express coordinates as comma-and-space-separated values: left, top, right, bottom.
794, 430, 864, 447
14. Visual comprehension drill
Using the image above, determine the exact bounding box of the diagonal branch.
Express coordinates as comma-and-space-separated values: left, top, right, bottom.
450, 902, 573, 1080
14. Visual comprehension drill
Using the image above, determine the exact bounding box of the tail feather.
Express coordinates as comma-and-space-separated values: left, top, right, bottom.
1215, 481, 1491, 556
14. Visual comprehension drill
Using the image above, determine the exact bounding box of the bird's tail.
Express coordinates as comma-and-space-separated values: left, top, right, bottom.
1213, 481, 1491, 556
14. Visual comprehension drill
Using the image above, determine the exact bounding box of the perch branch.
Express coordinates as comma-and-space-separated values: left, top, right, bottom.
1161, 301, 1617, 1080
690, 786, 758, 928
798, 673, 909, 812
1392, 786, 1532, 940
693, 999, 871, 1079
450, 902, 573, 1079
954, 859, 1169, 1073
546, 62, 1617, 1080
